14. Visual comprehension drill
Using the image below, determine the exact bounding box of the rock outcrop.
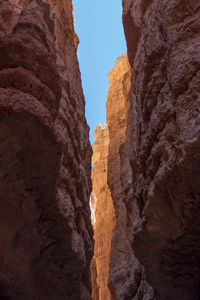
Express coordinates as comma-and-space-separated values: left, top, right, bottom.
122, 0, 200, 299
91, 124, 116, 300
106, 54, 133, 299
106, 54, 153, 300
0, 1, 93, 299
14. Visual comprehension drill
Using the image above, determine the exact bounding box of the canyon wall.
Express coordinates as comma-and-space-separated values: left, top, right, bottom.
92, 54, 154, 300
106, 54, 154, 299
91, 124, 116, 300
0, 1, 93, 299
106, 54, 134, 299
122, 0, 200, 299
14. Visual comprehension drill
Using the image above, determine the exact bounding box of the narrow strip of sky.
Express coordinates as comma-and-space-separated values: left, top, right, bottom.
73, 0, 126, 143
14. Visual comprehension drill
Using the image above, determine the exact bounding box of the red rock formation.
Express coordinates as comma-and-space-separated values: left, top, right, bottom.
106, 54, 152, 300
91, 124, 116, 300
106, 56, 132, 300
122, 0, 200, 298
0, 1, 93, 299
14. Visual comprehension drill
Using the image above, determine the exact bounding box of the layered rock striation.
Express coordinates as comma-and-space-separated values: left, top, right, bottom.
0, 1, 93, 299
91, 124, 116, 300
122, 0, 200, 299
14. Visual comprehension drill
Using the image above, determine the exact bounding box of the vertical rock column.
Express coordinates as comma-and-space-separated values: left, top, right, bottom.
91, 124, 116, 300
106, 54, 153, 300
106, 55, 132, 300
91, 54, 153, 300
0, 1, 93, 299
123, 0, 200, 298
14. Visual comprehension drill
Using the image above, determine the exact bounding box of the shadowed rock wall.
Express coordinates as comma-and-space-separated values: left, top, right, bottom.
0, 1, 93, 299
122, 0, 200, 299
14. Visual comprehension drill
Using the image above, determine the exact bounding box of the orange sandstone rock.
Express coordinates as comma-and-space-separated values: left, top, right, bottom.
106, 54, 150, 300
91, 124, 116, 300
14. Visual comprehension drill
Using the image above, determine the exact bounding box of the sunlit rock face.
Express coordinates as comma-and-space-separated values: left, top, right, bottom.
91, 124, 116, 300
0, 1, 93, 299
106, 56, 132, 300
106, 54, 153, 300
123, 0, 200, 299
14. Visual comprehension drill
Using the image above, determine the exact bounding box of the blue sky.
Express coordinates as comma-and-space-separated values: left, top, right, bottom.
73, 0, 126, 143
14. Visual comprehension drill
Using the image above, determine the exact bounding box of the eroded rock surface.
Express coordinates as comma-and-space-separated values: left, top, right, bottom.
0, 1, 93, 299
106, 54, 154, 300
91, 124, 116, 300
106, 55, 132, 300
122, 0, 200, 299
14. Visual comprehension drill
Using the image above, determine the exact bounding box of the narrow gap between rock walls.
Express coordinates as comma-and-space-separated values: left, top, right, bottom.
73, 2, 130, 300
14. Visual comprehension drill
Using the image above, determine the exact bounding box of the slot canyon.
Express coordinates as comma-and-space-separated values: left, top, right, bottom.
0, 0, 200, 299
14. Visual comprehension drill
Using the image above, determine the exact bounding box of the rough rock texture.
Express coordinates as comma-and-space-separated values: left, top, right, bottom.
122, 0, 200, 299
0, 1, 93, 299
106, 54, 153, 300
106, 55, 132, 300
91, 124, 116, 300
